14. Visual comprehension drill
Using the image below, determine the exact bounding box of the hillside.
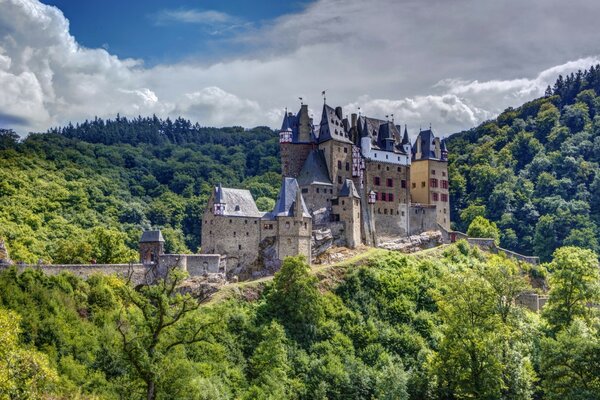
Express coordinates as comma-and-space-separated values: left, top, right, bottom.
448, 66, 600, 261
1, 242, 598, 399
0, 119, 281, 263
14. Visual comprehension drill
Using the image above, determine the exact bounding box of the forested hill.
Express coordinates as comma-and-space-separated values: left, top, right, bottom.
0, 120, 281, 264
447, 65, 600, 261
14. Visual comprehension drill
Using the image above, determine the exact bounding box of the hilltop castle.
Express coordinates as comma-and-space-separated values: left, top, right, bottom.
200, 103, 450, 278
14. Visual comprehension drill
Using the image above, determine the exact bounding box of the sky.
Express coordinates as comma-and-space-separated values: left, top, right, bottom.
1, 0, 600, 136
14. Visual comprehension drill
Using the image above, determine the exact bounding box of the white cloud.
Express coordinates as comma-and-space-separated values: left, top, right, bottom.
1, 0, 600, 135
153, 9, 239, 26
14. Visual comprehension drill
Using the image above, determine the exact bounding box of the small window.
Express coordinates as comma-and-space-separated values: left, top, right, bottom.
388, 193, 394, 202
432, 193, 439, 202
345, 162, 350, 171
254, 220, 257, 224
229, 219, 232, 223
338, 160, 342, 169
316, 188, 320, 193
235, 205, 240, 211
384, 209, 388, 215
421, 182, 425, 188
342, 200, 345, 205
374, 176, 381, 186
386, 154, 389, 160
401, 211, 405, 216
233, 231, 237, 236
381, 192, 387, 201
244, 219, 248, 224
246, 232, 249, 236
397, 167, 401, 172
442, 171, 446, 177
344, 147, 348, 153
387, 178, 393, 187
338, 176, 342, 184
377, 164, 381, 170
238, 244, 242, 250
401, 180, 406, 188
301, 187, 308, 193
412, 182, 416, 189
432, 170, 436, 175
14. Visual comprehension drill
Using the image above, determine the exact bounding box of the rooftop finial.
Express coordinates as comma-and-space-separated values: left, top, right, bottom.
299, 97, 303, 106
358, 106, 361, 116
391, 113, 394, 123
429, 122, 432, 130
322, 89, 327, 104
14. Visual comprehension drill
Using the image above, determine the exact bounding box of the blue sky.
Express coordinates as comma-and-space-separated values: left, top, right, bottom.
2, 0, 600, 134
42, 1, 308, 64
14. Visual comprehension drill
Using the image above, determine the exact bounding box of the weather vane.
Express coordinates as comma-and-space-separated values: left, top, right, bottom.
298, 97, 303, 105
322, 90, 327, 103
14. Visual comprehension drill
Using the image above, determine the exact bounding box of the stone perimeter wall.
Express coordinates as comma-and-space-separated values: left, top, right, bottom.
0, 253, 224, 285
0, 263, 151, 286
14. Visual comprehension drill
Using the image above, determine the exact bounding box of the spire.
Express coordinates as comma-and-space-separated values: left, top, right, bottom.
215, 183, 224, 204
401, 124, 410, 145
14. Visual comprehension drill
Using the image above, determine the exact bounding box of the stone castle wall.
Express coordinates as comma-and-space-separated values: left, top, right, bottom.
408, 204, 438, 235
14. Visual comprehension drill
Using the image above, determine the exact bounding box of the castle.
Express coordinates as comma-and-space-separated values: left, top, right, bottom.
200, 103, 450, 277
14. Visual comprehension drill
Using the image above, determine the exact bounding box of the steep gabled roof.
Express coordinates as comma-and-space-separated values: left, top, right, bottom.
140, 230, 165, 243
318, 104, 353, 144
213, 186, 263, 217
270, 178, 311, 218
412, 129, 437, 160
297, 149, 332, 186
339, 179, 360, 198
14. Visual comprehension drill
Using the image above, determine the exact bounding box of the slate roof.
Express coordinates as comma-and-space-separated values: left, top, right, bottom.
279, 105, 316, 143
401, 125, 410, 145
318, 104, 353, 144
339, 179, 360, 198
269, 177, 311, 218
412, 129, 437, 160
297, 149, 332, 186
358, 116, 408, 154
140, 230, 165, 243
213, 185, 263, 218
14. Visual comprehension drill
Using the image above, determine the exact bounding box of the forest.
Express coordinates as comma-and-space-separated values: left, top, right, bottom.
0, 120, 281, 264
0, 243, 598, 399
448, 65, 600, 261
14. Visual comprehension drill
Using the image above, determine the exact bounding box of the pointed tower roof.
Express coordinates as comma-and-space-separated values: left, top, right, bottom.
140, 230, 165, 243
215, 182, 224, 204
401, 124, 410, 145
297, 149, 332, 186
412, 129, 437, 160
440, 138, 448, 152
339, 179, 360, 198
271, 178, 311, 218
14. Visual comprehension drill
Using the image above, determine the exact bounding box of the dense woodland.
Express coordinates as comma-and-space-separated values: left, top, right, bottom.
0, 122, 280, 264
1, 244, 599, 399
448, 66, 600, 261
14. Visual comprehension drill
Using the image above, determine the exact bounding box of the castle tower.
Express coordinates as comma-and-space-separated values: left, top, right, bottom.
272, 177, 312, 263
279, 106, 315, 178
410, 129, 450, 231
333, 180, 362, 248
139, 230, 165, 265
401, 125, 411, 154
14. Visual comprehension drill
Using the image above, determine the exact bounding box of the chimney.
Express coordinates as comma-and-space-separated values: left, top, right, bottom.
351, 113, 357, 129
335, 106, 343, 120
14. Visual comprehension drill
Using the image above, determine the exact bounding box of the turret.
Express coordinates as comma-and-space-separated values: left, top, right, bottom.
139, 230, 165, 265
213, 183, 225, 215
440, 139, 448, 161
279, 112, 293, 143
401, 125, 411, 154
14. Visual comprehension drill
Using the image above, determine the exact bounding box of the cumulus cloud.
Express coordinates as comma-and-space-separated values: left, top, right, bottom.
1, 0, 600, 135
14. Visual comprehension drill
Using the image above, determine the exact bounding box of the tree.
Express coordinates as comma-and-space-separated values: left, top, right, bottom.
467, 216, 500, 245
116, 265, 212, 400
0, 307, 58, 399
540, 319, 600, 399
543, 246, 600, 331
262, 256, 324, 347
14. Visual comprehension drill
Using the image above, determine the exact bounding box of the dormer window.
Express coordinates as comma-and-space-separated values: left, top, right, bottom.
214, 203, 225, 215
235, 205, 240, 211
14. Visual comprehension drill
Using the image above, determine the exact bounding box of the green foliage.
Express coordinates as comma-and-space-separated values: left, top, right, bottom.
467, 216, 500, 244
448, 66, 600, 259
0, 242, 598, 399
543, 246, 600, 331
0, 123, 280, 263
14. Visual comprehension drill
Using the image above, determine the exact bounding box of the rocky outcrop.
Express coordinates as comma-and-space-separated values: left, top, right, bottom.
178, 273, 227, 300
378, 230, 443, 252
312, 228, 334, 257
0, 239, 11, 265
